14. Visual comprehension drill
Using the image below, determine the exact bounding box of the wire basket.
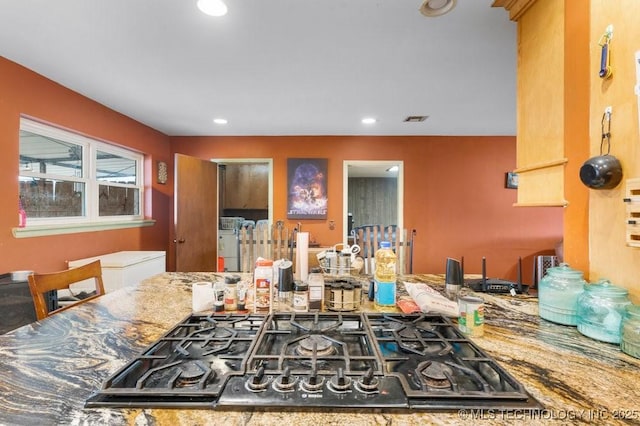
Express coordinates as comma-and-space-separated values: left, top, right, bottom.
317, 243, 361, 276
220, 217, 244, 230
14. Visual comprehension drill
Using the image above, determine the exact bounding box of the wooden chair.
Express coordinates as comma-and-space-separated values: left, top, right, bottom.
271, 220, 290, 261
354, 225, 416, 275
28, 260, 105, 320
394, 227, 416, 275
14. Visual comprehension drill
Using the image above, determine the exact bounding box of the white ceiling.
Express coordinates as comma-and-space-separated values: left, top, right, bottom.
0, 0, 516, 137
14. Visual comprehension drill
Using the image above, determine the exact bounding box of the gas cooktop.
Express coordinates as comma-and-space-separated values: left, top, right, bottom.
85, 312, 542, 412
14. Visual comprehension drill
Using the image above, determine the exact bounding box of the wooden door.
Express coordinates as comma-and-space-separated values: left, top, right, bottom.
174, 154, 218, 272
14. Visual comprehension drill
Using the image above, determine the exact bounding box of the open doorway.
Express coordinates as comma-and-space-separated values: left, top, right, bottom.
342, 160, 404, 244
212, 158, 273, 272
212, 158, 273, 224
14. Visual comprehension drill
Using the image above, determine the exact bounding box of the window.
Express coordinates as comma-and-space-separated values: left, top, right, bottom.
18, 118, 144, 227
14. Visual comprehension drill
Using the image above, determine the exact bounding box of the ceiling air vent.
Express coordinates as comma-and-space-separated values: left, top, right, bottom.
403, 115, 428, 122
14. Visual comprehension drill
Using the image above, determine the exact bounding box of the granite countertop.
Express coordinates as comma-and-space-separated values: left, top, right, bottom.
1, 272, 639, 426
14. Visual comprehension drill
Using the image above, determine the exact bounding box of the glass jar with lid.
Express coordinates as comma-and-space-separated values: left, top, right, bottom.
224, 274, 241, 311
293, 280, 309, 312
621, 304, 640, 359
538, 263, 586, 325
576, 279, 631, 344
307, 267, 324, 311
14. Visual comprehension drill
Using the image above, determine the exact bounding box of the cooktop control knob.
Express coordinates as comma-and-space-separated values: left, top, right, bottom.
273, 367, 297, 392
246, 366, 270, 392
355, 368, 379, 393
300, 371, 324, 393
328, 368, 352, 392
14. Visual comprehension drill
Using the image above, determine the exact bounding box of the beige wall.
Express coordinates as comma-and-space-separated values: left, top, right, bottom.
499, 0, 640, 301
588, 0, 640, 301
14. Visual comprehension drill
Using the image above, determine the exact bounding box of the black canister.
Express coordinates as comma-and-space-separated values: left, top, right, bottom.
278, 260, 294, 307
579, 154, 623, 189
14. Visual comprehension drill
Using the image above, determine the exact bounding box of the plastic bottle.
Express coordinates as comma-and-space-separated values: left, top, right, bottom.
254, 259, 274, 313
213, 281, 225, 312
374, 241, 397, 311
18, 198, 27, 228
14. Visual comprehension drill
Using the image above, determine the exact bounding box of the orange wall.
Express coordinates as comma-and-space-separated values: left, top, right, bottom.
0, 55, 564, 281
0, 57, 172, 273
172, 136, 564, 282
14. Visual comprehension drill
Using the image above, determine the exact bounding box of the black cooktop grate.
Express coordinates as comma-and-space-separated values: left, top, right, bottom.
85, 312, 542, 411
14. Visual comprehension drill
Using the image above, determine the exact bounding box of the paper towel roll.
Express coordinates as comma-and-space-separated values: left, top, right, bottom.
192, 281, 214, 312
296, 232, 309, 282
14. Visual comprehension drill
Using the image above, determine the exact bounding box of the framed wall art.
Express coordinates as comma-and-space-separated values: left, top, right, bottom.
157, 161, 168, 184
287, 158, 328, 219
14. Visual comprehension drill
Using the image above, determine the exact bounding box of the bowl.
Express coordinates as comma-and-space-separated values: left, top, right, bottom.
579, 154, 623, 189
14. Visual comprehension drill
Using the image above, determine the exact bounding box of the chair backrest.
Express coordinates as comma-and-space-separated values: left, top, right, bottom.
354, 225, 416, 275
271, 221, 290, 261
239, 222, 291, 272
28, 260, 105, 320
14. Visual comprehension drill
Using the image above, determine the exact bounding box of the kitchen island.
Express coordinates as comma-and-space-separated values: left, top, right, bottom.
0, 273, 639, 426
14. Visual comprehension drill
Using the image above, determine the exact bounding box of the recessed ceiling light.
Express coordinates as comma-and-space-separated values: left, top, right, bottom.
419, 0, 457, 17
197, 0, 228, 17
362, 117, 377, 124
213, 118, 228, 124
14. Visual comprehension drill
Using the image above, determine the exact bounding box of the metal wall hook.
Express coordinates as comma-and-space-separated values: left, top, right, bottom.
600, 108, 612, 155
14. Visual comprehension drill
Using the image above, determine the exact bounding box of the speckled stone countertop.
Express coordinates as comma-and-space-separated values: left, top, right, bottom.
1, 273, 639, 426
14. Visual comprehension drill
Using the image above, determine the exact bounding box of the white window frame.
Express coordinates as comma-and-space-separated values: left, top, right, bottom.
15, 117, 154, 238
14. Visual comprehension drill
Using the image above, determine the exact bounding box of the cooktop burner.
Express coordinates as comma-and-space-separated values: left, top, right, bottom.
297, 335, 335, 356
85, 312, 542, 412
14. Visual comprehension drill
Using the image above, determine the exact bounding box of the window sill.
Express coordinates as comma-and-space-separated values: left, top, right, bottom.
12, 219, 156, 239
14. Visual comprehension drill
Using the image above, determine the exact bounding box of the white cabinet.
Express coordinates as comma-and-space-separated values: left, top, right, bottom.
68, 251, 166, 293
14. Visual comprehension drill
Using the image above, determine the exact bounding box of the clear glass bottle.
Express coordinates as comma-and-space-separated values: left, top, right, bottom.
213, 281, 225, 312
236, 280, 248, 312
277, 260, 294, 309
342, 284, 355, 310
576, 279, 631, 344
328, 283, 343, 311
307, 267, 324, 311
338, 250, 351, 276
374, 241, 397, 311
621, 305, 640, 359
224, 274, 240, 311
